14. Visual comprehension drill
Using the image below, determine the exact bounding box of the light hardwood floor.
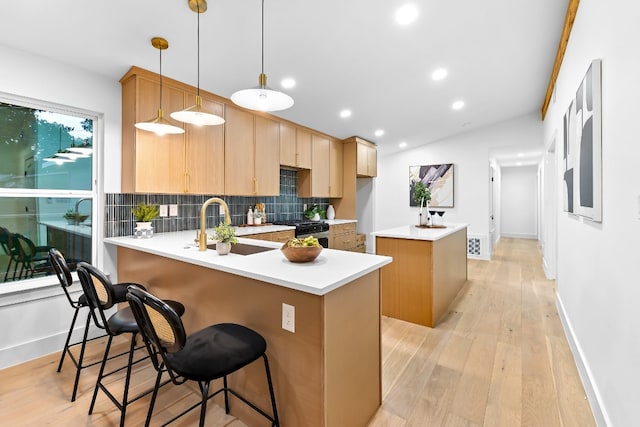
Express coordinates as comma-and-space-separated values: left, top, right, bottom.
0, 238, 594, 426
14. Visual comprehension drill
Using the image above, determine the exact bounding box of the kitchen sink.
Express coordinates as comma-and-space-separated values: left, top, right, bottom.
206, 242, 276, 255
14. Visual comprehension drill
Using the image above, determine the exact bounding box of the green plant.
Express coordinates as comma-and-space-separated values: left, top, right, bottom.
63, 210, 88, 222
413, 180, 431, 209
304, 204, 326, 219
131, 202, 159, 222
213, 222, 238, 244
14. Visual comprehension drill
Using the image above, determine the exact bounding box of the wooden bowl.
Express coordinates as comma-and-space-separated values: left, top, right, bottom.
281, 244, 323, 263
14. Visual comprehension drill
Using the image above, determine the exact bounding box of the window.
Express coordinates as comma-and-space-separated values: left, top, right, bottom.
0, 94, 97, 288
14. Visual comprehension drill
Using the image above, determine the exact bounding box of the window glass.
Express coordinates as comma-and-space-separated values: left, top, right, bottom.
0, 98, 96, 285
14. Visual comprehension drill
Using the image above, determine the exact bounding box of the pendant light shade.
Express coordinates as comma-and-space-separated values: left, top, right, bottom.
231, 0, 294, 112
135, 37, 185, 135
171, 0, 225, 126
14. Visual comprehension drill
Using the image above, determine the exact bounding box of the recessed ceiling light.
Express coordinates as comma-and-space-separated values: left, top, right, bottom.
517, 153, 524, 157
374, 129, 385, 137
452, 100, 465, 110
281, 78, 296, 89
395, 4, 418, 26
399, 142, 408, 148
431, 68, 448, 81
516, 162, 523, 166
339, 109, 352, 118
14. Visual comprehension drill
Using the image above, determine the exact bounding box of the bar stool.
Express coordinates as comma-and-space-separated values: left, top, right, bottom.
76, 262, 185, 427
126, 285, 280, 427
49, 248, 144, 402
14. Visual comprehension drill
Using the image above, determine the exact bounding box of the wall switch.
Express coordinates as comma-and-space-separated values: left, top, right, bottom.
303, 203, 307, 211
159, 204, 168, 217
282, 303, 295, 333
169, 204, 178, 217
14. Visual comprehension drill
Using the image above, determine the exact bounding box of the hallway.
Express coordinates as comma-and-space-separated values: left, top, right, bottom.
369, 238, 595, 426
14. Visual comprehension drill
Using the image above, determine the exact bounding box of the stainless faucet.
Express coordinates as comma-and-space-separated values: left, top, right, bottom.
74, 197, 91, 224
198, 197, 231, 251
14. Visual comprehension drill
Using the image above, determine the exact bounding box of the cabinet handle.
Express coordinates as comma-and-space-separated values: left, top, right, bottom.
184, 173, 189, 193
253, 177, 257, 195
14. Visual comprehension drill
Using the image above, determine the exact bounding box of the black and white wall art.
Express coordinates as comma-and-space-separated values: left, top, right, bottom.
409, 163, 454, 207
562, 59, 602, 222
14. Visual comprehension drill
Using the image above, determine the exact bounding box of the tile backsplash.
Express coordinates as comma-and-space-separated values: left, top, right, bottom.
105, 169, 329, 237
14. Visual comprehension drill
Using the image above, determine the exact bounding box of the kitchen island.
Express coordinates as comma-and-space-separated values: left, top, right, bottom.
104, 231, 391, 427
40, 220, 92, 262
372, 223, 468, 328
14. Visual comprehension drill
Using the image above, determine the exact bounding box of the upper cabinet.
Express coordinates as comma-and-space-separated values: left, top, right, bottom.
279, 123, 311, 169
224, 106, 279, 196
298, 135, 343, 198
356, 139, 377, 177
120, 67, 225, 194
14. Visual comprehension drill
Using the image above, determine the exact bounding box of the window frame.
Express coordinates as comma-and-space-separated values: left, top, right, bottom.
0, 91, 102, 299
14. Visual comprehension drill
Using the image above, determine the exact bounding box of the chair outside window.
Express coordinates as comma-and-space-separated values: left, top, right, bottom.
126, 285, 280, 427
76, 262, 185, 427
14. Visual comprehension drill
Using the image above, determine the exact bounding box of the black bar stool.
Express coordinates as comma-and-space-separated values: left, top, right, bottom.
76, 262, 185, 427
49, 248, 146, 402
126, 285, 280, 427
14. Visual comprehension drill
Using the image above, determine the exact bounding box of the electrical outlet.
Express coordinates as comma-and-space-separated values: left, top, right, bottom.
219, 204, 225, 215
282, 303, 295, 333
303, 203, 307, 211
169, 204, 178, 217
159, 204, 168, 217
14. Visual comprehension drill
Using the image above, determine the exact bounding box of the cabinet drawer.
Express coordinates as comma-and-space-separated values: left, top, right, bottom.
330, 222, 356, 236
270, 230, 295, 243
333, 233, 356, 251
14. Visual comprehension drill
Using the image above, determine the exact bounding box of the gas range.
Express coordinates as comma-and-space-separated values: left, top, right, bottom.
272, 219, 330, 236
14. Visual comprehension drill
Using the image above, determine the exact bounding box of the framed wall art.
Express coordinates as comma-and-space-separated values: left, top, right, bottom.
562, 59, 602, 222
409, 163, 454, 208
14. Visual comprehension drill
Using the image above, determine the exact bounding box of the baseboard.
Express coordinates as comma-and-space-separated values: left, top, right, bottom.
556, 294, 609, 426
0, 323, 103, 370
500, 232, 537, 239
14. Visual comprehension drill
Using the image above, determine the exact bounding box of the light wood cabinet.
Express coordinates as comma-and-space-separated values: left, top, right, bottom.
242, 229, 294, 243
121, 67, 225, 194
298, 135, 343, 198
329, 222, 357, 251
356, 140, 377, 177
279, 123, 311, 169
224, 106, 279, 196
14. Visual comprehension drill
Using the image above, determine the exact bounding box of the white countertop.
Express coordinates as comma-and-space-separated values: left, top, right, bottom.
371, 223, 468, 242
324, 219, 357, 226
104, 230, 391, 296
40, 220, 92, 237
234, 224, 295, 236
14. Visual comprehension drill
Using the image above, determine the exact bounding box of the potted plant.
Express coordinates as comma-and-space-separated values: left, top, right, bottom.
63, 210, 88, 225
212, 222, 238, 255
131, 202, 159, 238
412, 180, 431, 225
303, 204, 325, 221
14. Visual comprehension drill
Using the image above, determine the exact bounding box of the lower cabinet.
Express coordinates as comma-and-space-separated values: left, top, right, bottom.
243, 230, 294, 243
329, 223, 357, 251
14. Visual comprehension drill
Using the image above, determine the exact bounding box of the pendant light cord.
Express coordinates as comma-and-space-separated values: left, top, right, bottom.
197, 2, 201, 96
159, 46, 164, 110
261, 0, 265, 75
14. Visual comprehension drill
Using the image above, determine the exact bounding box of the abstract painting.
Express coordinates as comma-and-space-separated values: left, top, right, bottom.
562, 59, 602, 222
409, 164, 454, 207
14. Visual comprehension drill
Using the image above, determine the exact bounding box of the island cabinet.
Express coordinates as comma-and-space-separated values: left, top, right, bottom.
279, 123, 311, 169
373, 224, 468, 328
121, 67, 225, 194
224, 106, 280, 196
106, 232, 392, 427
298, 135, 343, 198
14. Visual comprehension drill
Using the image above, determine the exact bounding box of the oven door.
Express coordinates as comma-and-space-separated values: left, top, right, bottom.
297, 231, 329, 248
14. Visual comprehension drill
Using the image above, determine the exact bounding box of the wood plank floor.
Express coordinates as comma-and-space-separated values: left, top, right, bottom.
0, 238, 594, 426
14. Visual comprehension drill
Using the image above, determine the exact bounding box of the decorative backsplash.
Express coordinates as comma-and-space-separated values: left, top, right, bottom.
105, 169, 329, 237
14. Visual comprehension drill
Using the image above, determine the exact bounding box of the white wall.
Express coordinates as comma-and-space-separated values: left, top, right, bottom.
541, 0, 640, 424
374, 113, 543, 258
500, 165, 538, 239
0, 45, 122, 368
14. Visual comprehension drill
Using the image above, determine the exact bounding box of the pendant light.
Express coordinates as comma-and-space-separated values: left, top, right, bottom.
134, 37, 185, 135
67, 139, 93, 156
171, 0, 225, 126
231, 0, 294, 112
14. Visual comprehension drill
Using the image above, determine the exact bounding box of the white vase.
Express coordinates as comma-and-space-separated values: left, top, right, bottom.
312, 213, 320, 221
134, 221, 153, 239
216, 241, 231, 255
327, 205, 335, 220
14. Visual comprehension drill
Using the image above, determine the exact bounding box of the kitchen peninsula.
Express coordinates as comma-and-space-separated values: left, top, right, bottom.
372, 223, 468, 328
105, 231, 391, 427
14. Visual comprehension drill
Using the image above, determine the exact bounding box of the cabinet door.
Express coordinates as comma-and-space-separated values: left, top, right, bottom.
329, 139, 343, 197
296, 129, 312, 169
224, 106, 255, 195
279, 122, 296, 167
311, 134, 330, 197
185, 95, 225, 194
255, 116, 280, 196
356, 142, 369, 177
135, 77, 185, 193
367, 144, 377, 177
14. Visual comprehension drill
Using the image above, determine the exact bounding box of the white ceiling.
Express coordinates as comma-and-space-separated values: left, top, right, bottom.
0, 0, 567, 160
